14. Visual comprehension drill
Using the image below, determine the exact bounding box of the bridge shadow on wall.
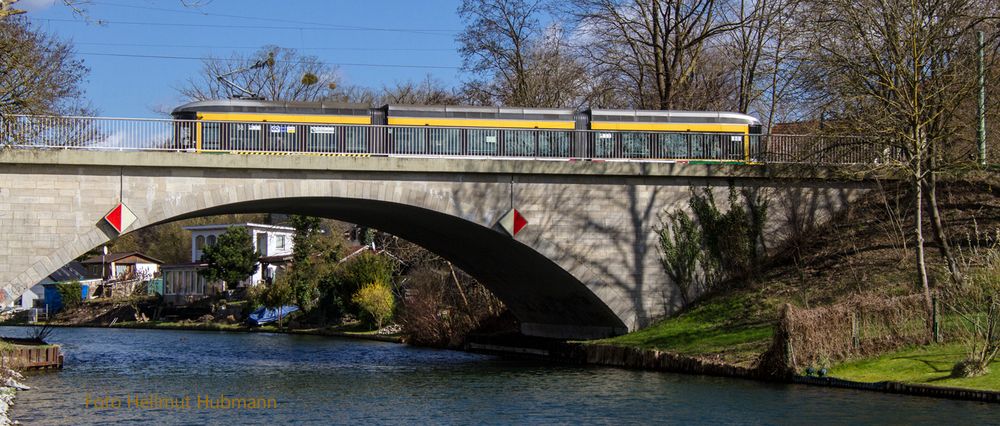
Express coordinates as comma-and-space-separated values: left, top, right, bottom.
157, 197, 627, 340
527, 163, 867, 331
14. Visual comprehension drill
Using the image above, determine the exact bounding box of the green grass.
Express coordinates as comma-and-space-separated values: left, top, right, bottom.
830, 343, 1000, 391
589, 292, 776, 366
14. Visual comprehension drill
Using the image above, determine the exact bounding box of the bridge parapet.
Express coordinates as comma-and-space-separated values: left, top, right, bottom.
1, 114, 897, 165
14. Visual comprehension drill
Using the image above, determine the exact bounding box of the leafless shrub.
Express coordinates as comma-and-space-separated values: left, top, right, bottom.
761, 294, 932, 372
941, 230, 1000, 377
397, 266, 505, 347
25, 322, 54, 343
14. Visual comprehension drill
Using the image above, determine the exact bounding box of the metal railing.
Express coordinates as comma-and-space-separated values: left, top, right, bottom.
0, 114, 896, 165
762, 134, 903, 165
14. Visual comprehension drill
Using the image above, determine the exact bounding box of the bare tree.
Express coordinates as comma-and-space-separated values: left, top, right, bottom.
458, 0, 591, 107
177, 46, 340, 102
804, 0, 999, 312
566, 0, 743, 110
324, 84, 379, 105
380, 76, 463, 105
458, 0, 546, 106
718, 0, 806, 123
518, 24, 592, 108
1, 0, 210, 19
0, 18, 89, 118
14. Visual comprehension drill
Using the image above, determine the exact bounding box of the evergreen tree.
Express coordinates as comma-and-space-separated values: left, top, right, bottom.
199, 226, 259, 291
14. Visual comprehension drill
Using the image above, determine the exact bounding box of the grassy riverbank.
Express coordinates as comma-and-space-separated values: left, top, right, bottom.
590, 292, 775, 368
829, 343, 1000, 391
587, 178, 1000, 394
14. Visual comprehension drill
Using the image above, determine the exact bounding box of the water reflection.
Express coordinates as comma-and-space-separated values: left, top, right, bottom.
3, 327, 993, 425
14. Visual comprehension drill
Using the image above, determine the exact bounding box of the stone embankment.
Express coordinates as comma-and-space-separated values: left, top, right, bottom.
567, 344, 759, 379
0, 369, 30, 425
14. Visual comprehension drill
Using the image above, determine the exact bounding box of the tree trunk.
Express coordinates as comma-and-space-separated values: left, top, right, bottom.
913, 142, 933, 321
926, 155, 963, 286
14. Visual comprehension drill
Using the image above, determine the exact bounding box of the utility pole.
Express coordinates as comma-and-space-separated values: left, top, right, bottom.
978, 31, 987, 167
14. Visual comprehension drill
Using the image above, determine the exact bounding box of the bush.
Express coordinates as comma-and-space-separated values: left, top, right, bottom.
55, 281, 83, 308
319, 252, 394, 319
656, 210, 703, 305
397, 266, 506, 347
656, 185, 770, 302
352, 279, 395, 329
263, 274, 296, 328
243, 284, 267, 311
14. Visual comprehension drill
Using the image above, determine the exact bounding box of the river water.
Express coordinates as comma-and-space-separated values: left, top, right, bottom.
3, 327, 995, 424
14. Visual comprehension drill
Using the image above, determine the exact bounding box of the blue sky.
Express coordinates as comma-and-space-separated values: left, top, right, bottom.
20, 0, 466, 117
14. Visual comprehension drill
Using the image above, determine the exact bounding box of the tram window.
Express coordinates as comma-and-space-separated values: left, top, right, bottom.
468, 129, 498, 155
506, 131, 534, 156
174, 122, 195, 150
429, 128, 460, 155
345, 127, 367, 152
690, 134, 710, 158
269, 125, 297, 152
595, 133, 614, 158
392, 128, 425, 154
202, 122, 221, 150
652, 133, 681, 158
309, 126, 338, 152
622, 133, 649, 158
538, 132, 571, 157
230, 123, 261, 151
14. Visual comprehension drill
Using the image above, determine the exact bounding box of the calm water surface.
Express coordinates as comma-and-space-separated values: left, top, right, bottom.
4, 327, 996, 425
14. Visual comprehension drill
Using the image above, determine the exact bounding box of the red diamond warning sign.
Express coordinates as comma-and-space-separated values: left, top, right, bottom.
104, 203, 137, 234
498, 208, 528, 237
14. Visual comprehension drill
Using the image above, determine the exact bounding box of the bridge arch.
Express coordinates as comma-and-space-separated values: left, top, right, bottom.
160, 195, 627, 339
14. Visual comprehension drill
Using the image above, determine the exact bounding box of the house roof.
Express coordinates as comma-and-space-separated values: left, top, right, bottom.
161, 262, 209, 270
47, 261, 100, 282
80, 252, 164, 265
260, 254, 294, 264
182, 223, 296, 232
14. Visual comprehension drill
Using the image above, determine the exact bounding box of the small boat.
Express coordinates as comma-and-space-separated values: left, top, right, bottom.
246, 305, 299, 326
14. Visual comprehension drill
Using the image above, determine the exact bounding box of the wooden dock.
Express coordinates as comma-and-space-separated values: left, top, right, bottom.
1, 338, 64, 370
12, 345, 63, 370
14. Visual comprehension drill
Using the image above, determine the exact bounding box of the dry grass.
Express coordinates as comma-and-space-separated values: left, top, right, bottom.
603, 178, 1000, 371
779, 294, 932, 370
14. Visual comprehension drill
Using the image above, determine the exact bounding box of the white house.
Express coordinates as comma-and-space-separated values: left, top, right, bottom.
162, 223, 296, 305
185, 223, 295, 285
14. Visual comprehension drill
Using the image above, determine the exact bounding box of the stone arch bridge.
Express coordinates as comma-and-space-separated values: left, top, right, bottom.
0, 150, 867, 339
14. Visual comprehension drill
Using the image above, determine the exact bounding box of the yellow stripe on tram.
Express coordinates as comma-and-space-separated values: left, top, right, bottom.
387, 117, 575, 130
589, 122, 749, 133
197, 112, 371, 125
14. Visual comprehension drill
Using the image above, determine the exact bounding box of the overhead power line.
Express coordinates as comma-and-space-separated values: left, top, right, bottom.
73, 41, 454, 52
71, 51, 462, 70
90, 1, 459, 35
34, 17, 457, 37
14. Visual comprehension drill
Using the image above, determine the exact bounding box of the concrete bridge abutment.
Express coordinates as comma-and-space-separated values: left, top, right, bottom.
0, 150, 868, 339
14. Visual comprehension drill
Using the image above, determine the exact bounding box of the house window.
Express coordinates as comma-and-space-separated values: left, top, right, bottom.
256, 233, 268, 256
207, 235, 217, 246
195, 235, 205, 251
276, 235, 285, 250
